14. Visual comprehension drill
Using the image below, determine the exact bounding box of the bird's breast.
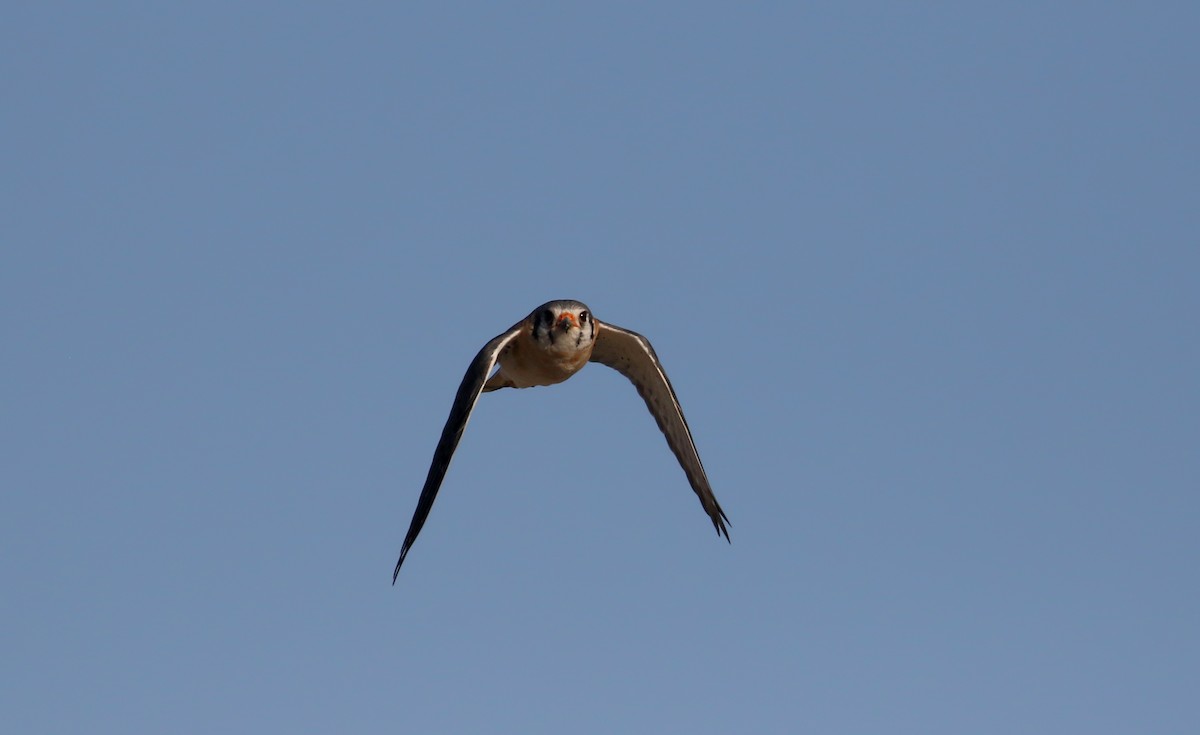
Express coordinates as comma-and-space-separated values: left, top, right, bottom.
498, 335, 593, 388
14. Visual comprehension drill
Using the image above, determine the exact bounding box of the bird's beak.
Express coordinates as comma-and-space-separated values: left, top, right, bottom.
557, 312, 578, 330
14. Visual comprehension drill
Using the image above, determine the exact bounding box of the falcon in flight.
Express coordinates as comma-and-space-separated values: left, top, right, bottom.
393, 299, 730, 582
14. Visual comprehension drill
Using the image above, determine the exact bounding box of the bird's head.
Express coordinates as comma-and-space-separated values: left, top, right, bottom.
530, 299, 596, 350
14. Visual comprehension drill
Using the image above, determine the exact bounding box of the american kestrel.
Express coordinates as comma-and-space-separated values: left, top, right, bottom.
393, 299, 730, 582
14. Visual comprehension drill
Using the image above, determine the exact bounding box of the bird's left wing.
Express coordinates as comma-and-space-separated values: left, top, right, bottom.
393, 322, 525, 583
590, 320, 731, 540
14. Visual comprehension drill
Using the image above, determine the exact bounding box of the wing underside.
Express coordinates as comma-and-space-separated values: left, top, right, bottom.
393, 324, 524, 582
590, 321, 731, 540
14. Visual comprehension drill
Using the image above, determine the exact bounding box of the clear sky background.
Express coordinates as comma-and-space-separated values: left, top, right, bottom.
3, 3, 1197, 733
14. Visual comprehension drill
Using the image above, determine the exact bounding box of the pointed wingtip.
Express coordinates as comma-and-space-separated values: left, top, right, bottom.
714, 514, 732, 543
392, 549, 407, 585
716, 506, 731, 542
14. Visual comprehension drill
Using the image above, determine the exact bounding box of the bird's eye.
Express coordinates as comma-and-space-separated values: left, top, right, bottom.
579, 311, 589, 322
540, 309, 554, 324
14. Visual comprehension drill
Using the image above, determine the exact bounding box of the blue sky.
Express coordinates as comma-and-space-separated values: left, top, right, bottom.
3, 3, 1197, 733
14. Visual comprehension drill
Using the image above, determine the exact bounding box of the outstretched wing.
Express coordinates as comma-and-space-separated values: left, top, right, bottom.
393, 323, 525, 582
590, 321, 730, 540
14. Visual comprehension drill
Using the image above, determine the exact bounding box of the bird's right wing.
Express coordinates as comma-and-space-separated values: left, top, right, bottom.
393, 322, 525, 583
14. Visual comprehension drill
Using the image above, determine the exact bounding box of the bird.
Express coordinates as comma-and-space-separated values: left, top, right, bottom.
393, 299, 730, 583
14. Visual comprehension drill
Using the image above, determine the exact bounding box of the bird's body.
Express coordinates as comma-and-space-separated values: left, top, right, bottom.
393, 299, 729, 582
483, 306, 594, 390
